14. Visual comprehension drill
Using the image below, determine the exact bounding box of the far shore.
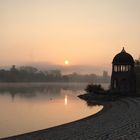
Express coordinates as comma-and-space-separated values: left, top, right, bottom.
0, 82, 87, 88
2, 96, 140, 140
0, 82, 109, 88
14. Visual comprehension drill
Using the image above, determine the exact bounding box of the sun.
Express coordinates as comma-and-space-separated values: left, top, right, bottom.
64, 60, 69, 65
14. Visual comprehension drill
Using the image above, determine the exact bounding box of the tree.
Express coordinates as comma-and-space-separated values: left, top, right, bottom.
135, 56, 140, 66
19, 66, 38, 73
85, 84, 104, 93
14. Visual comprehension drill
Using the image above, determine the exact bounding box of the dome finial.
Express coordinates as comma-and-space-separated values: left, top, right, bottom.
121, 47, 126, 53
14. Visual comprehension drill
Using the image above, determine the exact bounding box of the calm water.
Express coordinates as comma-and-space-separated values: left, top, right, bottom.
0, 83, 107, 138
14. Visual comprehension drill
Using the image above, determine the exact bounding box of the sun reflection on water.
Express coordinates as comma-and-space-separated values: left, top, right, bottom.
64, 95, 68, 105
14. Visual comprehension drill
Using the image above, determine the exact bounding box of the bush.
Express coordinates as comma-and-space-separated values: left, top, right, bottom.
85, 84, 104, 93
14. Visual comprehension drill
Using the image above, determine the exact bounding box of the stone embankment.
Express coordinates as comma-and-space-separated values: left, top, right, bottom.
2, 97, 140, 140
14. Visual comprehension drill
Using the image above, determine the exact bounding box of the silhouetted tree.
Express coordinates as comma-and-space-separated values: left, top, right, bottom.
19, 66, 38, 73
85, 84, 104, 94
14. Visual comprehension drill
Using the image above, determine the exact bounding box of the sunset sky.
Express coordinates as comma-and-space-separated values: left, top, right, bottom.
1, 0, 140, 73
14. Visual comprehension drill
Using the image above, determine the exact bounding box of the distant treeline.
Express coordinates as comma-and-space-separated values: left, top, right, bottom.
0, 65, 110, 83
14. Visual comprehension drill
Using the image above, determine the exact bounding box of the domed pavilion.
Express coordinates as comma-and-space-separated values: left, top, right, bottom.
111, 48, 136, 94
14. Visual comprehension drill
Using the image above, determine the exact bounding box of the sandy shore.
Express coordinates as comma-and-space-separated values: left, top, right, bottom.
2, 97, 140, 140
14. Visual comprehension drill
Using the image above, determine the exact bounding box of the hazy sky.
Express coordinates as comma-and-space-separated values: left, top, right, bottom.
1, 0, 140, 70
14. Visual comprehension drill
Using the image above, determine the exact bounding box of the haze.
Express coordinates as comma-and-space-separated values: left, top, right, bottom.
1, 0, 140, 73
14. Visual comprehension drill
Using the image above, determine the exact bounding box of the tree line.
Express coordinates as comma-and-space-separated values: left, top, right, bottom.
0, 65, 110, 83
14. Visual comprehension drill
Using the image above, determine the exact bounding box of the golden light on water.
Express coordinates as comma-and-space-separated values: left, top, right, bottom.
64, 95, 68, 105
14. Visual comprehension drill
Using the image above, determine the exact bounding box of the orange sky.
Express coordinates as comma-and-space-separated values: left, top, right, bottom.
0, 0, 140, 71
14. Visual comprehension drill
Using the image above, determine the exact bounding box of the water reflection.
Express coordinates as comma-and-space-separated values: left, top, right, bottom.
65, 95, 68, 105
0, 83, 104, 138
0, 83, 88, 100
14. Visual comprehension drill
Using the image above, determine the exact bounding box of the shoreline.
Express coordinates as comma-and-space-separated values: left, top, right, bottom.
2, 97, 140, 140
0, 82, 109, 89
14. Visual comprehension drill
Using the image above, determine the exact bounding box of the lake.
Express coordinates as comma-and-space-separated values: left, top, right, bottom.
0, 83, 108, 138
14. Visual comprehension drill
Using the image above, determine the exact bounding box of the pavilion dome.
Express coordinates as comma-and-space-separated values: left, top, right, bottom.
112, 48, 134, 64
